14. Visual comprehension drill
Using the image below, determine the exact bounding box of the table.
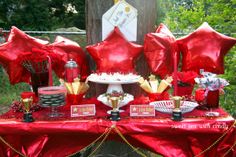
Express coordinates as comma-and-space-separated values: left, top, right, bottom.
0, 97, 235, 157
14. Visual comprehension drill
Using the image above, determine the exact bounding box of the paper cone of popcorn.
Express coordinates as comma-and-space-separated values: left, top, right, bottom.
157, 77, 172, 93
140, 80, 153, 93
64, 78, 89, 107
149, 75, 159, 93
63, 78, 89, 95
79, 82, 89, 94
138, 77, 145, 84
65, 82, 74, 94
72, 82, 80, 95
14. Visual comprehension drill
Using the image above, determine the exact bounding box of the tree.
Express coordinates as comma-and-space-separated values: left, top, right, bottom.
159, 0, 236, 34
0, 0, 86, 30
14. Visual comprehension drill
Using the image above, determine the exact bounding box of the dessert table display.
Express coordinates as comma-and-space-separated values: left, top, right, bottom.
0, 1, 236, 155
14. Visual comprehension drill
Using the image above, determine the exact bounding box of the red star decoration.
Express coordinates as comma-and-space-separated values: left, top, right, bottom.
0, 26, 48, 84
86, 27, 143, 73
49, 36, 90, 81
144, 23, 177, 78
177, 22, 236, 74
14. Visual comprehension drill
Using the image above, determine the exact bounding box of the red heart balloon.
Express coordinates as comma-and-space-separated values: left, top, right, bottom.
177, 22, 236, 74
86, 27, 143, 74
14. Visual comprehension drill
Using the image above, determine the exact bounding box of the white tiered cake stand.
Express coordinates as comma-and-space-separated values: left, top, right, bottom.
87, 73, 140, 111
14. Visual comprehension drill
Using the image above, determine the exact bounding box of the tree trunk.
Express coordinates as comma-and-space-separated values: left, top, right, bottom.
85, 0, 158, 156
86, 0, 157, 97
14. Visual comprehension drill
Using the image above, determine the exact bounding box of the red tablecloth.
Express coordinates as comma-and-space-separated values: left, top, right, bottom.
0, 97, 235, 157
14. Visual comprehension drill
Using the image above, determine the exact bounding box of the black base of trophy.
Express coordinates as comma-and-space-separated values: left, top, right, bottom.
110, 111, 120, 121
23, 112, 34, 122
171, 110, 183, 121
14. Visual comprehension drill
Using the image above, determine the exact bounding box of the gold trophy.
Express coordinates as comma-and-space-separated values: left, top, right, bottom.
171, 96, 183, 121
107, 96, 122, 121
21, 97, 34, 122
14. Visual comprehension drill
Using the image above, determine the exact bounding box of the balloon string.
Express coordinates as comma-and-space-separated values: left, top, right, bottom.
47, 56, 53, 86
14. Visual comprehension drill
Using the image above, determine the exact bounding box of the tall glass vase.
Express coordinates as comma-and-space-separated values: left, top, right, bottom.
31, 71, 49, 96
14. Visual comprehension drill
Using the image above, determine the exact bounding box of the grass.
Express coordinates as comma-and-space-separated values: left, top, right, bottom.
0, 69, 30, 105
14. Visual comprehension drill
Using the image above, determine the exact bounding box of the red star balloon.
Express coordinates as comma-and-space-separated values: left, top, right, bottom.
0, 26, 49, 84
144, 23, 177, 78
177, 22, 236, 74
86, 27, 143, 73
48, 36, 90, 81
155, 23, 175, 39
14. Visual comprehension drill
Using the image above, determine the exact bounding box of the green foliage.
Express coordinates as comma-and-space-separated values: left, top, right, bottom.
219, 45, 236, 117
0, 0, 86, 30
0, 67, 60, 106
158, 0, 236, 116
159, 0, 236, 34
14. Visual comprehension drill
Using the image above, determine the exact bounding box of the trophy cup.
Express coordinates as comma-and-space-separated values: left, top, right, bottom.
21, 97, 34, 122
108, 96, 122, 121
171, 96, 183, 121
